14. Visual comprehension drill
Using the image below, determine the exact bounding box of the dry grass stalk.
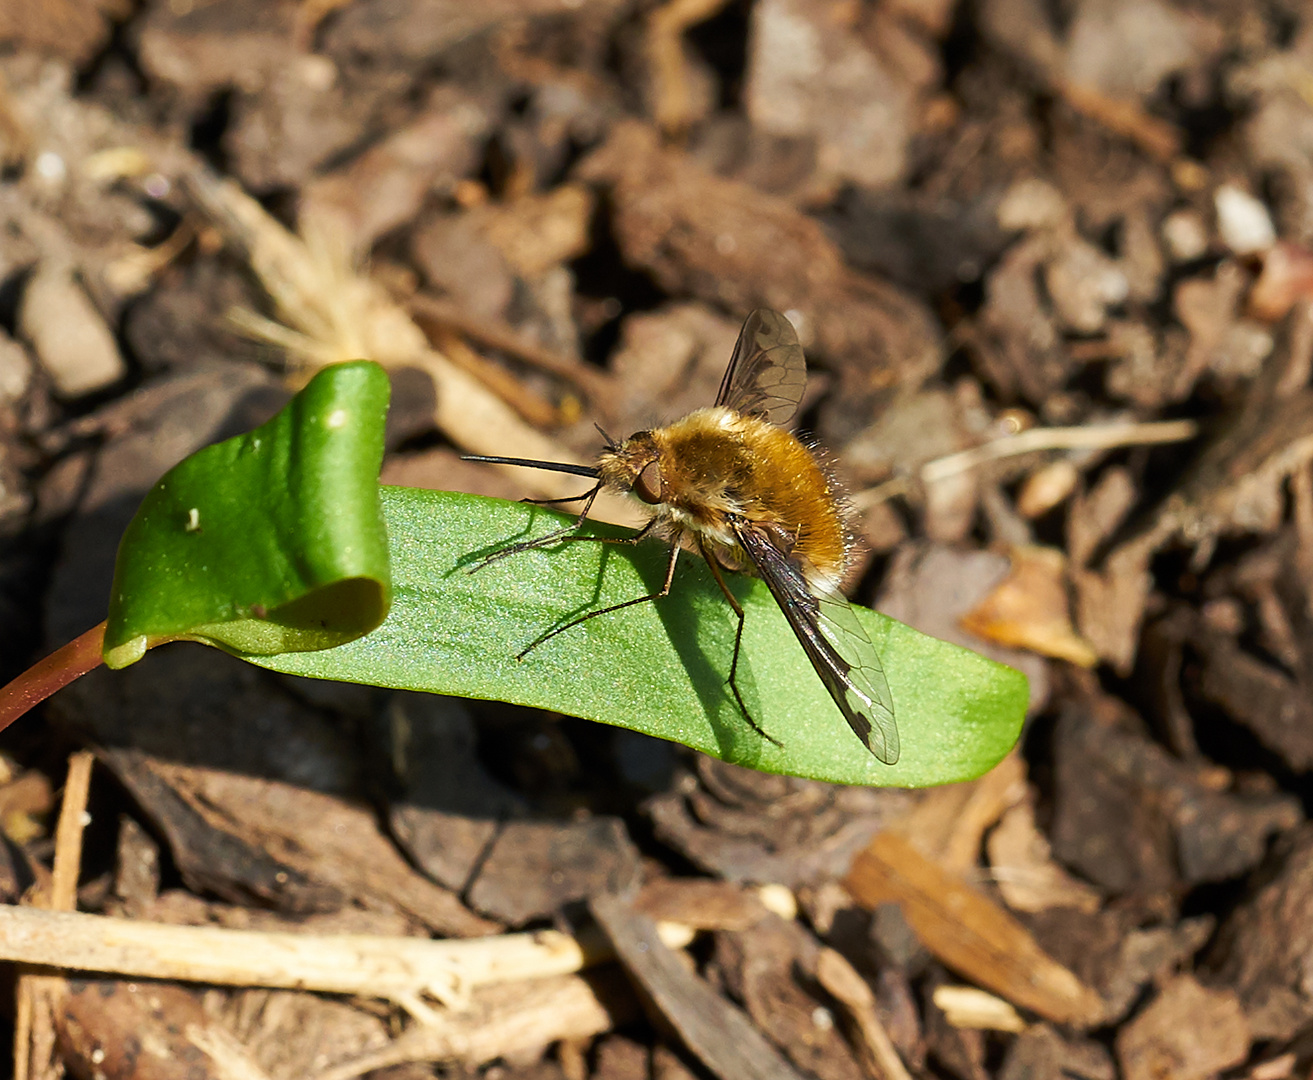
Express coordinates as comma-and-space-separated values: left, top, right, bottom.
309, 973, 630, 1080
183, 167, 634, 515
921, 419, 1199, 484
0, 904, 694, 1005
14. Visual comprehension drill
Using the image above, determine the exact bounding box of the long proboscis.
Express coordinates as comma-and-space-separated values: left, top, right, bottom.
461, 454, 602, 479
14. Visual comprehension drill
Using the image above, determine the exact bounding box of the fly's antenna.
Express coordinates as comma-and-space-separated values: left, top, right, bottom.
461, 455, 602, 479
593, 423, 619, 451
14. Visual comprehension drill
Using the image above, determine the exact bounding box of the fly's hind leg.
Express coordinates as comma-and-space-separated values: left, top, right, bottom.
699, 541, 784, 749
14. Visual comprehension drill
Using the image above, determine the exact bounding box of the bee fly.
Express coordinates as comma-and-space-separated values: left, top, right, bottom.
464, 309, 898, 764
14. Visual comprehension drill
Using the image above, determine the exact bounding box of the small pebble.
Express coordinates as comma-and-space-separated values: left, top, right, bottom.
1215, 185, 1276, 255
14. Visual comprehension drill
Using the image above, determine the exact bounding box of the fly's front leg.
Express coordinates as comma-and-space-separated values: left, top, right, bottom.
520, 490, 597, 507
699, 540, 783, 748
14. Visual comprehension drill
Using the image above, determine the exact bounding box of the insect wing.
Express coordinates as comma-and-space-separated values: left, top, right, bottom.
808, 579, 899, 763
735, 522, 899, 764
716, 310, 808, 425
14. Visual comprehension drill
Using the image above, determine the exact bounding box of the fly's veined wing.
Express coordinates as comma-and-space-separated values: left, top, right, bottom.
715, 310, 808, 426
734, 521, 899, 764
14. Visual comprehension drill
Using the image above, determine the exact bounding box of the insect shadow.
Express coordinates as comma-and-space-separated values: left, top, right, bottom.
447, 507, 548, 575
647, 557, 766, 766
459, 507, 768, 764
450, 509, 616, 641
545, 526, 768, 765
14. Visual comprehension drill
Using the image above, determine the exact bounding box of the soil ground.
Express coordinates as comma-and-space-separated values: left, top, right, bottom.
3, 1, 1313, 1078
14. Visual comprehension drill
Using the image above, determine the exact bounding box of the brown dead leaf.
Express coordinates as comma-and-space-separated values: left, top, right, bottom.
987, 791, 1102, 914
1115, 976, 1249, 1080
845, 831, 1106, 1027
960, 546, 1098, 666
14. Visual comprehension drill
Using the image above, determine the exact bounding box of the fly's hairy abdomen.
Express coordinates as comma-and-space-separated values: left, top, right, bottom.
652, 408, 849, 581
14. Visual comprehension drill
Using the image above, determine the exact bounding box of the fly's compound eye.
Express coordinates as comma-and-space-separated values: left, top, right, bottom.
633, 460, 663, 505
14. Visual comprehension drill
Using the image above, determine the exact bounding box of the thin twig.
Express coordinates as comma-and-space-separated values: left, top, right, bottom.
407, 292, 614, 407
431, 326, 563, 430
1057, 79, 1182, 164
920, 419, 1198, 484
815, 947, 914, 1080
49, 752, 95, 911
0, 905, 694, 1002
14, 752, 96, 1080
847, 476, 910, 512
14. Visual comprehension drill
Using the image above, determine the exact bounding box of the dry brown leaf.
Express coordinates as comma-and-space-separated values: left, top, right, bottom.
960, 546, 1097, 666
893, 752, 1026, 875
479, 184, 595, 279
845, 831, 1105, 1027
1115, 976, 1249, 1080
987, 792, 1102, 915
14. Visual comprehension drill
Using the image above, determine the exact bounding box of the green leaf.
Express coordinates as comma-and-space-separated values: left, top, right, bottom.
103, 362, 392, 669
255, 489, 1027, 787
